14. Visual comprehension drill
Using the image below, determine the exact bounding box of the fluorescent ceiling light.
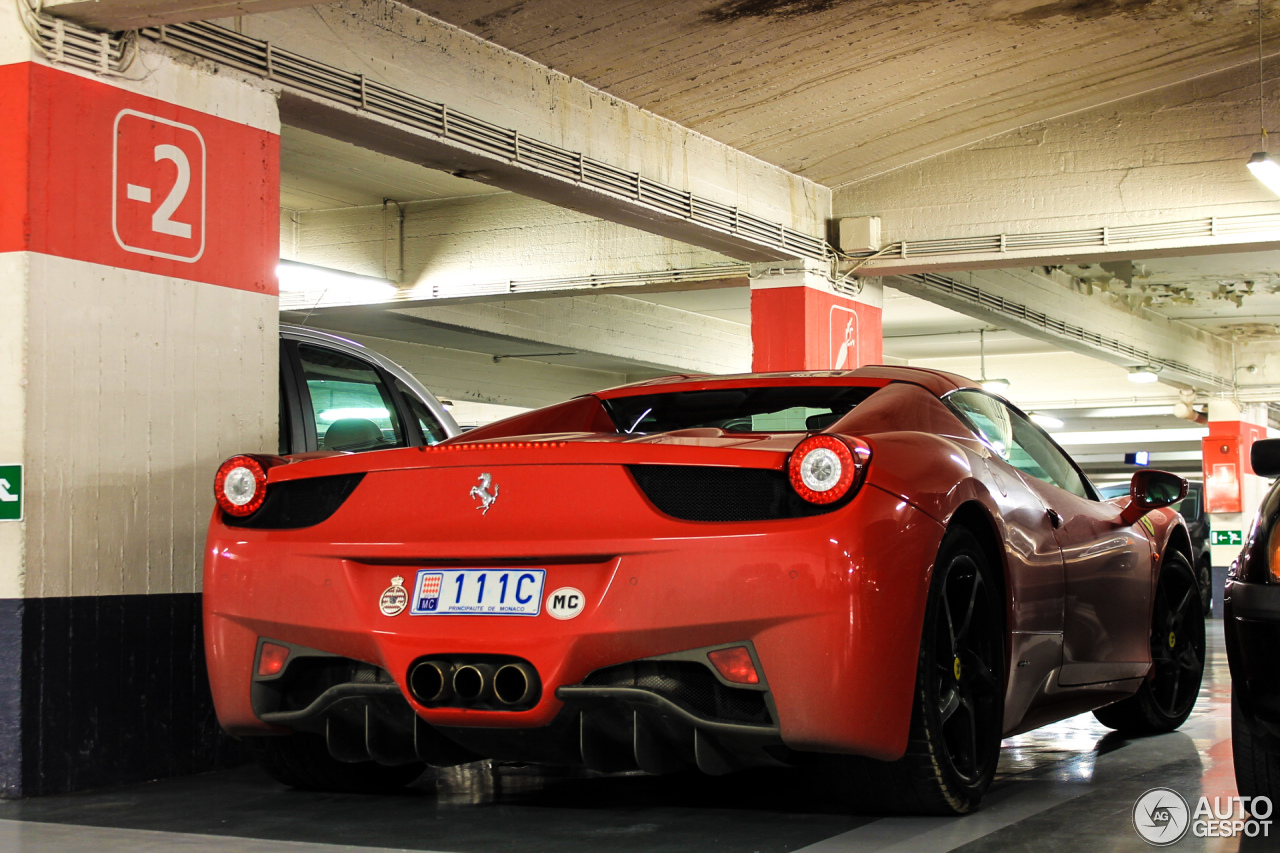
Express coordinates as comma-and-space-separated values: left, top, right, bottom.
277, 260, 397, 300
1029, 413, 1064, 429
1249, 152, 1280, 196
1070, 450, 1204, 463
1081, 405, 1177, 418
1127, 366, 1160, 384
981, 378, 1010, 394
1051, 427, 1208, 446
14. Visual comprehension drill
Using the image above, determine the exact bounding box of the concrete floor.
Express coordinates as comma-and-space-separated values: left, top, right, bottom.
0, 622, 1260, 853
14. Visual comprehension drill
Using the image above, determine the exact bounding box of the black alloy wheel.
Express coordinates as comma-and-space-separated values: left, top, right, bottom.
1094, 551, 1205, 734
931, 538, 1003, 788
833, 526, 1004, 815
1197, 557, 1213, 617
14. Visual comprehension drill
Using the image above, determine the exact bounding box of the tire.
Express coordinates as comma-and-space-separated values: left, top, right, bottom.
1093, 551, 1205, 734
1233, 688, 1280, 802
834, 526, 1005, 815
1197, 557, 1213, 618
247, 733, 426, 793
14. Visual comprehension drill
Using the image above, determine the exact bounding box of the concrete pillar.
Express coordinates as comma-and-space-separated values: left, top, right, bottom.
1203, 401, 1270, 608
748, 261, 883, 372
0, 7, 279, 795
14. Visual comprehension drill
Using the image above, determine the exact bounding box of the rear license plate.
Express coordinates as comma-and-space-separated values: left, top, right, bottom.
409, 569, 545, 616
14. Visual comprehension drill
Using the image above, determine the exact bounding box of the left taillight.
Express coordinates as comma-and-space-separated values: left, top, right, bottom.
214, 455, 271, 517
787, 435, 870, 505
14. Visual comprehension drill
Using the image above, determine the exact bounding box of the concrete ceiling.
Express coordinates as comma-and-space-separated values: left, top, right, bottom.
405, 0, 1280, 187
1060, 249, 1280, 341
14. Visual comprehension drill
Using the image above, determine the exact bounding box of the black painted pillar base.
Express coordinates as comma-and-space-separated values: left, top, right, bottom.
0, 593, 245, 798
0, 599, 22, 797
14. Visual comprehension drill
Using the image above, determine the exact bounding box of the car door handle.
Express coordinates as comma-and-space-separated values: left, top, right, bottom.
1046, 508, 1061, 529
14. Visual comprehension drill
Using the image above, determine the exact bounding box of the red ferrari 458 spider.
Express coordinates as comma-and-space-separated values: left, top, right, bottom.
204, 366, 1205, 814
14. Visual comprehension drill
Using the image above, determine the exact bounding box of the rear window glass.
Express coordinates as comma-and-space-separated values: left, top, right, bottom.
601, 386, 879, 435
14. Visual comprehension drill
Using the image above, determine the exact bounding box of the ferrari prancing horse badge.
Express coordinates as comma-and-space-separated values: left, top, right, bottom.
380, 575, 408, 617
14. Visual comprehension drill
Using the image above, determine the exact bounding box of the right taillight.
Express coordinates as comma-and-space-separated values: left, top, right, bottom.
787, 435, 871, 505
214, 455, 270, 517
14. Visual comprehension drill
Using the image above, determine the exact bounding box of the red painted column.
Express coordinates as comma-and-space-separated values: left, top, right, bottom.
1203, 404, 1271, 592
749, 263, 883, 372
1202, 420, 1266, 514
0, 62, 278, 290
0, 51, 280, 796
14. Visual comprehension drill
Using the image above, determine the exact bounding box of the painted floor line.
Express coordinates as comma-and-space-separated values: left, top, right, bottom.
795, 717, 1232, 852
0, 819, 444, 853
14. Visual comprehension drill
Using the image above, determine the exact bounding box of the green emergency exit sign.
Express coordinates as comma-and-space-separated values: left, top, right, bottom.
0, 464, 21, 521
1212, 530, 1243, 546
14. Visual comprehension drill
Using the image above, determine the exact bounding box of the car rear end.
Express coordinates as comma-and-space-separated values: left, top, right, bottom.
203, 380, 949, 773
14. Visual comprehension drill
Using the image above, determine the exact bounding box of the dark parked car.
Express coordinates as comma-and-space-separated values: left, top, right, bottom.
1227, 440, 1280, 802
1101, 480, 1210, 614
278, 324, 459, 454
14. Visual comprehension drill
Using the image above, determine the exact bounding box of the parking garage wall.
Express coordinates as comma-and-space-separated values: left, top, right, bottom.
0, 41, 279, 796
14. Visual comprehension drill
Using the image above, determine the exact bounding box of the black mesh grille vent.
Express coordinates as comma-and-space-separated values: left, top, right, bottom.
583, 661, 771, 725
224, 473, 364, 530
628, 465, 837, 522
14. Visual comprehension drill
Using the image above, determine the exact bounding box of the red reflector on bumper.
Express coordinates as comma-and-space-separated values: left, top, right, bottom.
707, 646, 759, 685
258, 642, 290, 677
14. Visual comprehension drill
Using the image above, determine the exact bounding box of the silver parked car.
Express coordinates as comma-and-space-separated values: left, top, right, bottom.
278, 324, 459, 454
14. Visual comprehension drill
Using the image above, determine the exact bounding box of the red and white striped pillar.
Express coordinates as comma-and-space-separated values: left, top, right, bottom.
1203, 401, 1270, 573
0, 18, 280, 795
748, 260, 883, 372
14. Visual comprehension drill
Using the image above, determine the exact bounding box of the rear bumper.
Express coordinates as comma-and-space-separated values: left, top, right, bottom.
1228, 578, 1280, 621
204, 482, 943, 761
1225, 579, 1280, 736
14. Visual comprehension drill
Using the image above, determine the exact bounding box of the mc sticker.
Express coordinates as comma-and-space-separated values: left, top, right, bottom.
546, 587, 585, 620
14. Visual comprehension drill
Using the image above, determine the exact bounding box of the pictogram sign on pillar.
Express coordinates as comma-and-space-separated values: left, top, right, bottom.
0, 464, 21, 522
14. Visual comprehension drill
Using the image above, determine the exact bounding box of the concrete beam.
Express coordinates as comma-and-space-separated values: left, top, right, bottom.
281, 193, 744, 298
321, 330, 640, 412
289, 291, 750, 376
395, 297, 747, 374
838, 58, 1280, 269
42, 0, 314, 30
887, 268, 1235, 392
158, 3, 829, 261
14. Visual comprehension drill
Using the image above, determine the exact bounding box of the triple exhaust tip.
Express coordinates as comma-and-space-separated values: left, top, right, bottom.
409, 659, 538, 707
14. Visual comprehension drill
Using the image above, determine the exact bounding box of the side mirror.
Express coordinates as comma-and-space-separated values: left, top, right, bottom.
1121, 469, 1187, 525
1252, 438, 1280, 477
